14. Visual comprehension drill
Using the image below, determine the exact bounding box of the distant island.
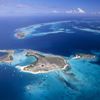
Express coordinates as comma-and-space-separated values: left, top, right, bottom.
73, 53, 95, 59
14, 21, 73, 39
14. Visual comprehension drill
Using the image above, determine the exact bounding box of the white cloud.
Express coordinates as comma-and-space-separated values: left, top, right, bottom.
77, 8, 86, 13
65, 8, 86, 14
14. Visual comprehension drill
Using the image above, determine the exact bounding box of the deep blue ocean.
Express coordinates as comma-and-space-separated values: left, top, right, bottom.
0, 15, 100, 100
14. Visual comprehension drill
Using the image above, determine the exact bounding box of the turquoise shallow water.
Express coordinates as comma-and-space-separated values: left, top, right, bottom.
11, 51, 37, 66
19, 56, 37, 66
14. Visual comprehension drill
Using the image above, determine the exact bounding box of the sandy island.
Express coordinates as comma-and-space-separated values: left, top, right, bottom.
17, 50, 69, 74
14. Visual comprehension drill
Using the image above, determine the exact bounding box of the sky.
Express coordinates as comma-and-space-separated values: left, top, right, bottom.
0, 0, 100, 16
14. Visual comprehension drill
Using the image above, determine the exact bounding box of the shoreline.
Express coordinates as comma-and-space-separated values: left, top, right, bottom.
16, 63, 68, 74
15, 52, 69, 74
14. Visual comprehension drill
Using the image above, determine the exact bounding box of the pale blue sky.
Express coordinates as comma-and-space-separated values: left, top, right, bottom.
0, 0, 100, 16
